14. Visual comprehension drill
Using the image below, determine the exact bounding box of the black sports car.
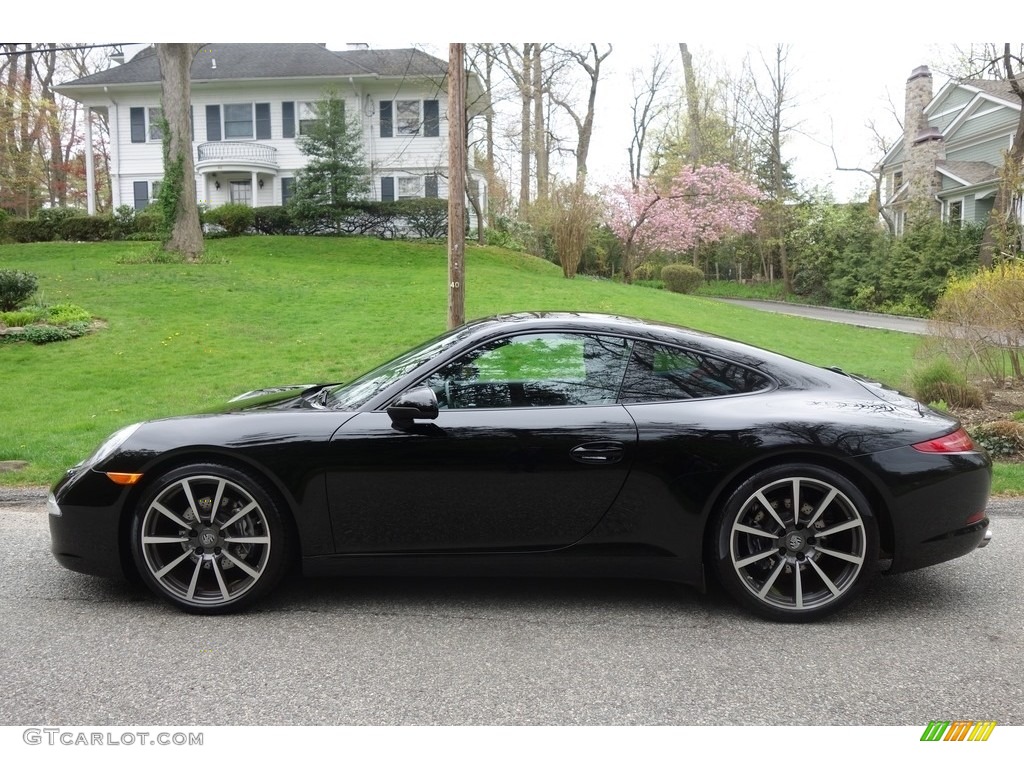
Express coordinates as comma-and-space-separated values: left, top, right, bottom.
48, 312, 992, 621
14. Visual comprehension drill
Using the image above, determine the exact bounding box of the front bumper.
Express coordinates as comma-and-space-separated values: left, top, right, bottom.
48, 468, 131, 580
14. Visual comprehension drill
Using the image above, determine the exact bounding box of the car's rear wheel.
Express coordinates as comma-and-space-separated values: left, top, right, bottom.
711, 464, 878, 622
130, 463, 291, 614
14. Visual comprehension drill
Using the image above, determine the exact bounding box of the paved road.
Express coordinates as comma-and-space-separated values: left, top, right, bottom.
716, 299, 930, 335
1, 490, 1020, 727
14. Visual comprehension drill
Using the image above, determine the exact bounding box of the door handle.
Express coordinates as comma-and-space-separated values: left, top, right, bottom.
570, 441, 625, 465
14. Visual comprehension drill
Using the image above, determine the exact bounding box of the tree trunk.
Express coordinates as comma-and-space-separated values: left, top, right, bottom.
156, 43, 204, 261
518, 44, 532, 212
532, 43, 548, 201
679, 43, 701, 166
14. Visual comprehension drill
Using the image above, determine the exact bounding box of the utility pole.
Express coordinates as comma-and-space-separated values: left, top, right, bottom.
447, 43, 467, 329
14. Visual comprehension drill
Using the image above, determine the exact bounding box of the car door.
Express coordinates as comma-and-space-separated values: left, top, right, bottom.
325, 332, 638, 553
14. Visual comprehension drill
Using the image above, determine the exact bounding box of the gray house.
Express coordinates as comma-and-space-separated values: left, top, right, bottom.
57, 43, 488, 222
877, 65, 1021, 233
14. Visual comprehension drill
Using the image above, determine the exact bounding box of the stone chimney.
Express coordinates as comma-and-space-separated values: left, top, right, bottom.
903, 66, 943, 217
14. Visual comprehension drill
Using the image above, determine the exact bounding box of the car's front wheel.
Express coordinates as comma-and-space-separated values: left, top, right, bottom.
130, 463, 291, 614
710, 464, 879, 622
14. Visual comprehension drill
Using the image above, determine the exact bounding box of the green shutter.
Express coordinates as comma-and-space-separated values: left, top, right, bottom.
255, 103, 271, 140
424, 100, 439, 137
379, 101, 393, 138
381, 176, 394, 202
130, 108, 146, 143
282, 102, 295, 139
206, 105, 221, 142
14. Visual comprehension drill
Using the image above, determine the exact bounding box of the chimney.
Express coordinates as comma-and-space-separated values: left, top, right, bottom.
903, 66, 942, 217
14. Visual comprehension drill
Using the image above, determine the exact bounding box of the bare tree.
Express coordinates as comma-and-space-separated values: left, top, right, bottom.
549, 44, 612, 182
628, 47, 676, 191
155, 43, 204, 260
678, 43, 702, 166
744, 44, 799, 293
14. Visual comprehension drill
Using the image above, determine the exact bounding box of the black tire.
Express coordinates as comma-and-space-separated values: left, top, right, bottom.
130, 463, 292, 614
710, 464, 879, 622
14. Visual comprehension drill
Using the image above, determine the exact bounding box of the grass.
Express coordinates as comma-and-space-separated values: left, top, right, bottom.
0, 235, 987, 489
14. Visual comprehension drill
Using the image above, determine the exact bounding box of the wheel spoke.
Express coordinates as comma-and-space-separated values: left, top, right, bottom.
794, 564, 804, 609
816, 546, 864, 565
223, 535, 270, 545
733, 523, 777, 540
211, 558, 231, 601
791, 479, 801, 526
221, 501, 257, 529
142, 535, 190, 545
806, 558, 843, 597
754, 491, 787, 529
179, 478, 201, 523
819, 518, 863, 537
209, 478, 227, 524
735, 548, 777, 570
805, 487, 838, 528
153, 501, 191, 529
185, 558, 203, 600
757, 558, 787, 599
222, 551, 261, 580
154, 549, 194, 580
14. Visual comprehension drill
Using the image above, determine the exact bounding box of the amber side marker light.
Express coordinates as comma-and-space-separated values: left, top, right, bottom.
106, 472, 143, 485
912, 428, 975, 453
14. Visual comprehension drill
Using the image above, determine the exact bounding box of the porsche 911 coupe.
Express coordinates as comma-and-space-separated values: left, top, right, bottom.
48, 312, 992, 621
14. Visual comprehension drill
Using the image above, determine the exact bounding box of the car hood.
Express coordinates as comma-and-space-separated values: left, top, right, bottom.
206, 384, 331, 412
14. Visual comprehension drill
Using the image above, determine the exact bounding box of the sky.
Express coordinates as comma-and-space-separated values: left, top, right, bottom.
15, 1, 995, 203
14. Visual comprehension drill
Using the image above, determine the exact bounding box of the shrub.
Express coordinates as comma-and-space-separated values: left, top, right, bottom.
910, 358, 985, 409
206, 203, 255, 236
4, 218, 52, 243
252, 205, 294, 235
394, 198, 448, 239
59, 215, 113, 242
661, 264, 705, 294
111, 205, 137, 240
0, 270, 39, 311
134, 208, 164, 237
970, 420, 1024, 457
46, 303, 92, 325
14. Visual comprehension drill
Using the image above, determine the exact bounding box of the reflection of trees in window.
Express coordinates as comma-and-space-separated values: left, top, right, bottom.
620, 342, 771, 402
423, 333, 631, 409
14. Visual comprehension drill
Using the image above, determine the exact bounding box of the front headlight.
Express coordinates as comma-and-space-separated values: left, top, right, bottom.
80, 422, 143, 469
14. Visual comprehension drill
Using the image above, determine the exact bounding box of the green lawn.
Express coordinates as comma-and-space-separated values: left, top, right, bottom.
1, 236, 1012, 493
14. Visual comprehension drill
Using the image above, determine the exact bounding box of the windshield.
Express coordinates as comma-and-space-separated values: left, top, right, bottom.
326, 325, 478, 410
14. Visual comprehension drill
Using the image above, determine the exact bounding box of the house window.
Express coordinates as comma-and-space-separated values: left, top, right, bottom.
230, 180, 252, 206
398, 176, 421, 200
282, 177, 295, 206
224, 103, 253, 139
379, 99, 439, 138
892, 170, 903, 192
948, 200, 963, 226
130, 107, 164, 143
298, 102, 319, 135
133, 181, 151, 211
148, 108, 163, 141
396, 101, 421, 136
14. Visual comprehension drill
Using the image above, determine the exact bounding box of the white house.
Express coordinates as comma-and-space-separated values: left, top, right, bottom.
56, 43, 488, 222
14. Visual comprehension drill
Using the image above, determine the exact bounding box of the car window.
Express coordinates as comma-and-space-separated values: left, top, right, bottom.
619, 341, 772, 402
421, 332, 632, 409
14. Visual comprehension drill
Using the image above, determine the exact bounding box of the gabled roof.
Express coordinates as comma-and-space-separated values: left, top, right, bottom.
936, 160, 1000, 187
58, 43, 449, 89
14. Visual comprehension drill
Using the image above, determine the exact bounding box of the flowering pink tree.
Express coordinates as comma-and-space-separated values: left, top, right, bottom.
605, 164, 761, 282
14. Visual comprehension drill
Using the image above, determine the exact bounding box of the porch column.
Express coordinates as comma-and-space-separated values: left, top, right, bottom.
251, 171, 258, 207
84, 106, 96, 215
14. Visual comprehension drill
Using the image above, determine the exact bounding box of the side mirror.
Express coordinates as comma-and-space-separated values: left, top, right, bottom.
387, 387, 439, 425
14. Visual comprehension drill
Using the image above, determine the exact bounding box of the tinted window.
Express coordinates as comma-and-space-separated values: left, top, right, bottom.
619, 341, 771, 402
423, 333, 632, 409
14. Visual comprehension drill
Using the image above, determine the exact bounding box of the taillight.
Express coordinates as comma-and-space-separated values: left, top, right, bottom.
912, 427, 975, 453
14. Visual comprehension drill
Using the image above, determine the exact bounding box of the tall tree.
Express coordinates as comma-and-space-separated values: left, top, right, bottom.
627, 47, 676, 191
550, 44, 612, 182
678, 43, 702, 166
744, 44, 799, 294
289, 91, 370, 232
155, 43, 203, 260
